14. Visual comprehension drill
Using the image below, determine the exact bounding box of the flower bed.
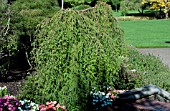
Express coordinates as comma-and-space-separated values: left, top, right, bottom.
0, 86, 127, 111
90, 86, 127, 110
0, 95, 67, 111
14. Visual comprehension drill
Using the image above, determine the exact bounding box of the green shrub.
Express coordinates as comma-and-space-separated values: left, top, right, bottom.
0, 0, 60, 77
19, 2, 126, 110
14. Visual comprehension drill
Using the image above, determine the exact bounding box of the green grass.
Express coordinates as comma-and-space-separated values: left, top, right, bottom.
119, 20, 170, 48
113, 11, 122, 17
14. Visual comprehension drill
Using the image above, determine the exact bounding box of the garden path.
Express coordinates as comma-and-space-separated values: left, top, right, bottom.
138, 48, 170, 69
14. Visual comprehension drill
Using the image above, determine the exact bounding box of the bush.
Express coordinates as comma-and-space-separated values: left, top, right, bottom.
19, 2, 127, 110
0, 0, 60, 79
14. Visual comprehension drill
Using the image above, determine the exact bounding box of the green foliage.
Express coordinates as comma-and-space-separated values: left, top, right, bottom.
72, 4, 91, 10
19, 2, 126, 110
65, 0, 94, 6
127, 47, 170, 92
120, 0, 142, 15
0, 86, 8, 97
0, 0, 60, 77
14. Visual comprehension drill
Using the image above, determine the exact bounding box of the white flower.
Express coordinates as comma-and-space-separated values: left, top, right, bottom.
130, 69, 137, 73
30, 102, 35, 106
19, 100, 25, 105
0, 86, 7, 90
101, 92, 105, 96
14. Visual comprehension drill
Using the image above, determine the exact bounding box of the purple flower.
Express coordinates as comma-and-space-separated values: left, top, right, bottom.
0, 108, 3, 111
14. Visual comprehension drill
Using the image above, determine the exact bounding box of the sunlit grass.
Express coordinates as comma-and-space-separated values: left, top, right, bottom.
119, 20, 170, 48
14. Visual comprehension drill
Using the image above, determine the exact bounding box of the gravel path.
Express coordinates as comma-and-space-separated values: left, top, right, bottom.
138, 48, 170, 69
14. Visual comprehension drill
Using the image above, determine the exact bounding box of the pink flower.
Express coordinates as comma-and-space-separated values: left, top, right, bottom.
39, 104, 46, 109
50, 107, 56, 111
60, 105, 67, 111
52, 101, 57, 105
47, 105, 53, 109
3, 95, 15, 99
56, 103, 60, 108
46, 101, 51, 105
110, 94, 116, 99
40, 107, 47, 111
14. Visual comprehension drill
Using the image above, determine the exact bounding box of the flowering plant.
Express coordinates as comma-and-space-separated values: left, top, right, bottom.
0, 95, 21, 111
18, 99, 39, 111
0, 86, 8, 97
90, 86, 127, 111
39, 101, 67, 111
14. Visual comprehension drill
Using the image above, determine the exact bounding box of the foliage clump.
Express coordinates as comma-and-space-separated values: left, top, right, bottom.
20, 2, 125, 110
0, 0, 60, 79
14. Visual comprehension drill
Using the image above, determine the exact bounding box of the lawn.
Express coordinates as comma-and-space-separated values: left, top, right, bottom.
119, 20, 170, 48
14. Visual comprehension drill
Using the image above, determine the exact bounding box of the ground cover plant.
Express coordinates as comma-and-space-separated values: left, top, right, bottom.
18, 2, 140, 111
119, 20, 170, 48
126, 46, 170, 92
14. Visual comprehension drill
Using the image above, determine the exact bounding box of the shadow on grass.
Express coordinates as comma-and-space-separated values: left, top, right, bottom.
125, 10, 170, 19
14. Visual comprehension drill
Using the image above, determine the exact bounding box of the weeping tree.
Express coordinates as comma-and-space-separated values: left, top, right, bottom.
19, 2, 126, 110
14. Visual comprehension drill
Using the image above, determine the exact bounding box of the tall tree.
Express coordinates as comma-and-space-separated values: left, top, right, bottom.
110, 0, 121, 12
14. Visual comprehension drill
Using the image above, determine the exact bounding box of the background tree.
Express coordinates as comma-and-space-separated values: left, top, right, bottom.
120, 0, 142, 15
0, 0, 60, 80
110, 0, 121, 12
142, 0, 170, 18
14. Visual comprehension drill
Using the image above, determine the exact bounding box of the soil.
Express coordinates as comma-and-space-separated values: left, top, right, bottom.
0, 70, 28, 96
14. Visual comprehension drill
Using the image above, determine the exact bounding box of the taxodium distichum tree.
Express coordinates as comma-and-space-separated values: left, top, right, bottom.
20, 2, 125, 110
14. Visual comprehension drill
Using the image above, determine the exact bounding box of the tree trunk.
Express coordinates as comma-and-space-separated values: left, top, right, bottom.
61, 0, 64, 10
165, 4, 169, 19
165, 0, 169, 19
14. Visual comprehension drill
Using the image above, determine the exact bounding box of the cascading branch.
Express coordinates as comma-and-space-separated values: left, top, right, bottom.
20, 2, 125, 110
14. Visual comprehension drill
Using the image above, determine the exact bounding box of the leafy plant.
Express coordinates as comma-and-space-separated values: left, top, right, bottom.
0, 86, 8, 97
19, 2, 125, 111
